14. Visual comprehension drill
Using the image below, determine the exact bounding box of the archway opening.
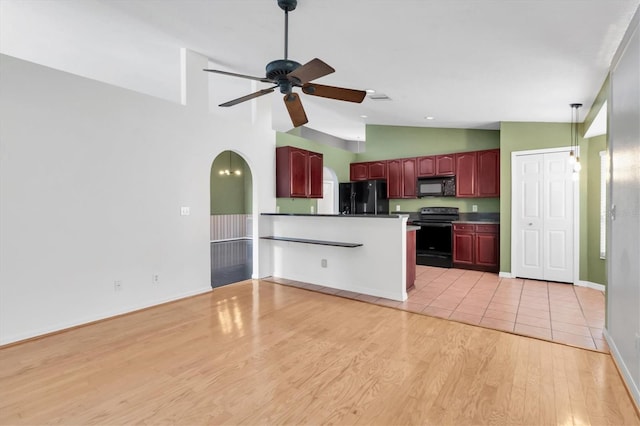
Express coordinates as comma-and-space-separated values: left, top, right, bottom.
209, 150, 253, 288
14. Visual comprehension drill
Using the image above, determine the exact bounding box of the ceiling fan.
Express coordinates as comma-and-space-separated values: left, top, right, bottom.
203, 0, 366, 128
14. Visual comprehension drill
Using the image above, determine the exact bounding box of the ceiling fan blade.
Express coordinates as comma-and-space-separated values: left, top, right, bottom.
283, 93, 308, 127
219, 87, 277, 107
204, 68, 274, 83
287, 58, 335, 84
302, 83, 366, 103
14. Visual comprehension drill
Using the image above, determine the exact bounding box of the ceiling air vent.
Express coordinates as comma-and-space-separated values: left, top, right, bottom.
369, 93, 391, 100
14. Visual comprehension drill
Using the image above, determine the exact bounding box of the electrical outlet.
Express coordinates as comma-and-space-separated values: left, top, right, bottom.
310, 205, 315, 214
114, 280, 122, 291
396, 205, 400, 211
152, 274, 160, 284
321, 259, 327, 268
472, 205, 478, 212
180, 206, 190, 216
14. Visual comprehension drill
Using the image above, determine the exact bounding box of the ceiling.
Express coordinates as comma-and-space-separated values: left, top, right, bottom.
1, 0, 638, 141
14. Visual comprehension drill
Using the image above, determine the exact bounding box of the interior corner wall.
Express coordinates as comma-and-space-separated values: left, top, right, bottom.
0, 54, 276, 345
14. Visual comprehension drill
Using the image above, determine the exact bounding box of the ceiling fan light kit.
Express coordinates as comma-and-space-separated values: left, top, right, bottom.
203, 0, 366, 128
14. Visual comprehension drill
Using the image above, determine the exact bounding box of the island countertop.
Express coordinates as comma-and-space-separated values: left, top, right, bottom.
261, 213, 409, 219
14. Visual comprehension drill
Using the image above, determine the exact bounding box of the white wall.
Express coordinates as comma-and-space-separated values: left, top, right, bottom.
606, 7, 640, 407
261, 214, 408, 301
0, 54, 276, 344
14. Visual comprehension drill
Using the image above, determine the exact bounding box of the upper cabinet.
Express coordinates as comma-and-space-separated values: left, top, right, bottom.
350, 161, 386, 181
276, 146, 323, 198
348, 148, 499, 199
476, 149, 500, 197
388, 158, 416, 199
455, 149, 500, 198
416, 154, 455, 177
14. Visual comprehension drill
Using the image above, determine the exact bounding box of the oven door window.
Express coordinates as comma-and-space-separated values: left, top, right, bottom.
416, 223, 452, 255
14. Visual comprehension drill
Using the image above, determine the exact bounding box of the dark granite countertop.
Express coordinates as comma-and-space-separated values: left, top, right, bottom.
261, 213, 409, 219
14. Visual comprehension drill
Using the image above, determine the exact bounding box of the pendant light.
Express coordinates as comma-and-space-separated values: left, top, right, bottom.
569, 103, 582, 175
218, 151, 242, 177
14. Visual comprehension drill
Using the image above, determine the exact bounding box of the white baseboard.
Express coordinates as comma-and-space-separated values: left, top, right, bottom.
499, 271, 515, 278
576, 280, 606, 292
604, 328, 640, 410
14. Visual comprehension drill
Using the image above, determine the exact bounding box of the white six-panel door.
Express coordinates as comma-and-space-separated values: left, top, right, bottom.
513, 150, 575, 283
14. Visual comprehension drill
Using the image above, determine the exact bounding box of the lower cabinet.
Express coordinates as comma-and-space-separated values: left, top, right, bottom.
406, 229, 416, 291
453, 223, 499, 272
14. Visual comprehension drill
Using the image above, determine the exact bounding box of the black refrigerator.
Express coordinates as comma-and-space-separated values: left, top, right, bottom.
339, 180, 389, 215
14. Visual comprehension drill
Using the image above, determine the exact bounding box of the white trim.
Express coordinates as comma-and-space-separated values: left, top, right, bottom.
604, 328, 640, 409
499, 271, 515, 278
510, 147, 580, 284
576, 280, 606, 292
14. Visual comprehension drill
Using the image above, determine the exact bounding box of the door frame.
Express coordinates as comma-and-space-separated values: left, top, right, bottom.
510, 146, 580, 284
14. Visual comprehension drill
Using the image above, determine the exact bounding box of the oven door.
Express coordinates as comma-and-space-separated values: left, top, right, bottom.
415, 222, 453, 267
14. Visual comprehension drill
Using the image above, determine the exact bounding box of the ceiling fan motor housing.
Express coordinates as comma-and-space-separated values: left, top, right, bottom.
266, 59, 302, 93
277, 0, 297, 12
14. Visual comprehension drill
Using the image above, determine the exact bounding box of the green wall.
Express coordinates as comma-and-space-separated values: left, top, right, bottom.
499, 122, 605, 285
210, 151, 251, 214
275, 131, 356, 214
362, 125, 501, 160
364, 125, 500, 212
586, 135, 607, 285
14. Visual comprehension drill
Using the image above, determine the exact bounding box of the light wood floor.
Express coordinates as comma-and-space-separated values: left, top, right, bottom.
1, 280, 638, 425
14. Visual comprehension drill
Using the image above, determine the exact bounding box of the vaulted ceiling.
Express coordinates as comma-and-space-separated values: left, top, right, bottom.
1, 0, 638, 141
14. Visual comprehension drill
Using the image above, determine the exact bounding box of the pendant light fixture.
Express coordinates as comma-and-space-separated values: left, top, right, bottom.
218, 151, 242, 177
569, 103, 582, 174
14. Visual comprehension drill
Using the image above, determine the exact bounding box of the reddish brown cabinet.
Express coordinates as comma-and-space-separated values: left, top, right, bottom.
455, 149, 500, 198
453, 223, 499, 272
406, 229, 417, 291
476, 149, 500, 197
416, 156, 436, 177
455, 151, 477, 197
387, 158, 416, 199
436, 154, 456, 176
416, 154, 455, 177
349, 161, 387, 181
276, 146, 323, 198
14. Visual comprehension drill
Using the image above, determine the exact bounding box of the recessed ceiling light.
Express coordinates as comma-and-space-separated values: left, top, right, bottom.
425, 116, 435, 120
365, 89, 376, 94
360, 115, 368, 119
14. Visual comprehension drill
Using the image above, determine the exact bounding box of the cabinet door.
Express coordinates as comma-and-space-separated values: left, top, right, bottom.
477, 149, 500, 197
350, 163, 368, 181
402, 158, 416, 198
453, 231, 474, 265
456, 152, 477, 197
308, 151, 323, 198
416, 156, 436, 177
368, 161, 387, 180
436, 154, 455, 176
476, 232, 498, 269
406, 230, 416, 290
289, 148, 308, 197
387, 159, 403, 199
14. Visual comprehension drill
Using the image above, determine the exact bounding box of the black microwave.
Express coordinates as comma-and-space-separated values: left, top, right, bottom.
416, 176, 456, 197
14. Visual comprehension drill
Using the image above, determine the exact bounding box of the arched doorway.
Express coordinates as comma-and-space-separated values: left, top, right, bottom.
209, 150, 253, 288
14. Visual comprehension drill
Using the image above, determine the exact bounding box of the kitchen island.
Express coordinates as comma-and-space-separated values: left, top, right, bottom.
259, 213, 412, 301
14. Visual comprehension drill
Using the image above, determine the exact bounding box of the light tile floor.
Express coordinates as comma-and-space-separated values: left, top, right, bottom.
265, 265, 608, 353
